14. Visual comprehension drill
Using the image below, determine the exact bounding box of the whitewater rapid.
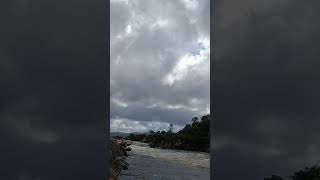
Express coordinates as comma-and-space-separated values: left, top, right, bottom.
119, 141, 210, 180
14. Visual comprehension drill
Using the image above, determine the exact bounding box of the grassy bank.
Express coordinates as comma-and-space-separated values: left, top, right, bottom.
124, 114, 210, 152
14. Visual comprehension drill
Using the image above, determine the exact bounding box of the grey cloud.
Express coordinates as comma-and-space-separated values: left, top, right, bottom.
111, 0, 210, 131
213, 0, 320, 179
111, 101, 198, 126
0, 0, 107, 179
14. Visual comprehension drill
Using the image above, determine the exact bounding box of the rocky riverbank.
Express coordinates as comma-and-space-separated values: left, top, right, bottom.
109, 139, 128, 180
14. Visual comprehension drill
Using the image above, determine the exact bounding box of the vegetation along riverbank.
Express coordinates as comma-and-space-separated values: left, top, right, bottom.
124, 114, 211, 152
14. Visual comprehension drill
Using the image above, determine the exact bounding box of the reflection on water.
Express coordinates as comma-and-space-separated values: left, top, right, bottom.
119, 141, 210, 180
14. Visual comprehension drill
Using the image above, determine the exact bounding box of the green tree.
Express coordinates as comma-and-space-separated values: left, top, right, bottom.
191, 117, 198, 124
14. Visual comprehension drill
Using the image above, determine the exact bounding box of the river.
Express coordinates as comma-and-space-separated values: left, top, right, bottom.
119, 141, 210, 180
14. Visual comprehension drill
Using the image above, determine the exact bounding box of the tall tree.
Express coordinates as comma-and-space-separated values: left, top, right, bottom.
191, 117, 198, 124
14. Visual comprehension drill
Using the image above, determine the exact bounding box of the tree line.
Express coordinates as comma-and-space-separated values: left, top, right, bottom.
124, 114, 210, 152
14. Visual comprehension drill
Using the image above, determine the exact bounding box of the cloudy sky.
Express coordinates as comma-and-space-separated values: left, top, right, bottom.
110, 0, 210, 133
0, 0, 107, 179
2, 0, 320, 179
213, 0, 320, 179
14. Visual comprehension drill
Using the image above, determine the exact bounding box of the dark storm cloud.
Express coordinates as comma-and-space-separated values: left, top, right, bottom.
0, 0, 107, 179
213, 0, 320, 179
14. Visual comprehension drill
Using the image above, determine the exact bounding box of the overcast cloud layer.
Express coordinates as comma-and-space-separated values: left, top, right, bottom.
0, 0, 107, 179
213, 0, 320, 179
110, 0, 210, 133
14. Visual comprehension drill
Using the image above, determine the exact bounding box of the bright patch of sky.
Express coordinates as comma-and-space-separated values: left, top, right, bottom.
162, 38, 209, 86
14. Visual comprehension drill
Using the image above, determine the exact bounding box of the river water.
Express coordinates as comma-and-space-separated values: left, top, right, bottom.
119, 141, 210, 180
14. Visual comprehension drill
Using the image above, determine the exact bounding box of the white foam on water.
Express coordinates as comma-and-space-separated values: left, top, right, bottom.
129, 141, 210, 170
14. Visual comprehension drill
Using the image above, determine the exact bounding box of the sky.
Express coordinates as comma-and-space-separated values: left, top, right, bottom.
110, 0, 210, 133
0, 0, 107, 179
213, 0, 320, 179
2, 0, 320, 179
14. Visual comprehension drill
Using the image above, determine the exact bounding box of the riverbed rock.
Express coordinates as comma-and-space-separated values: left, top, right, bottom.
110, 139, 128, 179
